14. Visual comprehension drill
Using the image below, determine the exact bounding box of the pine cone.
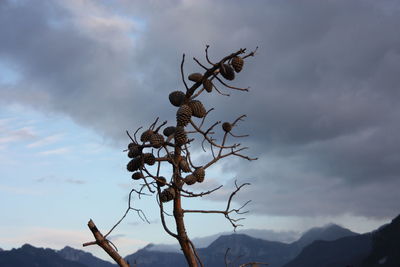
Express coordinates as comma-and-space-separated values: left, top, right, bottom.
220, 63, 235, 81
127, 157, 142, 172
160, 187, 175, 203
222, 122, 232, 132
163, 126, 176, 137
176, 104, 192, 126
184, 174, 197, 185
131, 172, 144, 180
128, 144, 143, 158
174, 126, 187, 146
231, 56, 244, 73
156, 176, 167, 187
203, 79, 213, 93
140, 129, 154, 142
143, 153, 156, 166
188, 100, 206, 118
150, 133, 164, 148
188, 73, 203, 83
193, 167, 205, 183
179, 159, 191, 173
128, 142, 135, 149
169, 91, 186, 107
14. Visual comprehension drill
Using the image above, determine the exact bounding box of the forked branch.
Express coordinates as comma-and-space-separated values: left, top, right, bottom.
183, 181, 251, 230
83, 220, 130, 267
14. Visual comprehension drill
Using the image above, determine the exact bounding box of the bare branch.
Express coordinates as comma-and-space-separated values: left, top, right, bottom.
83, 220, 130, 267
205, 45, 215, 65
104, 189, 150, 239
200, 108, 214, 129
229, 132, 249, 138
214, 75, 250, 92
149, 117, 159, 130
191, 87, 206, 99
189, 239, 204, 267
190, 120, 239, 150
157, 186, 179, 238
126, 130, 135, 143
242, 46, 259, 60
213, 83, 231, 96
203, 147, 256, 170
183, 181, 251, 230
231, 115, 247, 127
133, 126, 142, 143
180, 185, 223, 198
154, 120, 167, 133
193, 57, 208, 71
181, 54, 190, 91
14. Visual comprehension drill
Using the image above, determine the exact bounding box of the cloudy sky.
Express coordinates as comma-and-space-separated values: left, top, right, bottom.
1, 0, 400, 261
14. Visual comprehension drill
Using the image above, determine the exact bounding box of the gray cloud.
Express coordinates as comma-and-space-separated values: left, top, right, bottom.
1, 0, 400, 219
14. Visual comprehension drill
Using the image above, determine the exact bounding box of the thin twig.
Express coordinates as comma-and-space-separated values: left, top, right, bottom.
193, 57, 208, 70
104, 189, 150, 238
181, 54, 189, 91
183, 181, 251, 230
215, 75, 250, 92
205, 45, 215, 65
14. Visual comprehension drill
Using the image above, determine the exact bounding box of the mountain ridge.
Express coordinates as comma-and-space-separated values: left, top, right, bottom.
1, 218, 398, 267
124, 223, 357, 267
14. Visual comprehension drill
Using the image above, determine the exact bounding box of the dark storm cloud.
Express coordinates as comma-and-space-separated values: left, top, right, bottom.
0, 0, 170, 141
1, 0, 400, 218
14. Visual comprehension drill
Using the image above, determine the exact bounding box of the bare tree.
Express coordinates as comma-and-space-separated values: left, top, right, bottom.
83, 46, 258, 267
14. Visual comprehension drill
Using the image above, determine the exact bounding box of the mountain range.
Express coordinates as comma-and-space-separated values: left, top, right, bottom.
0, 214, 399, 266
145, 228, 300, 253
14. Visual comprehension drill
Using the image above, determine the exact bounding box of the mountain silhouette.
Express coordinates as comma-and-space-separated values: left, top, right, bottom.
1, 217, 399, 267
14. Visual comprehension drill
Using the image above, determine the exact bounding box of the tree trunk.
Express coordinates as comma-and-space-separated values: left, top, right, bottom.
173, 148, 198, 267
174, 193, 198, 267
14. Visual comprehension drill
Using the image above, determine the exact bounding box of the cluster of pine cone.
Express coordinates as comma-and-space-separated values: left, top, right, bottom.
126, 140, 174, 202
126, 142, 155, 175
126, 54, 245, 203
219, 55, 244, 80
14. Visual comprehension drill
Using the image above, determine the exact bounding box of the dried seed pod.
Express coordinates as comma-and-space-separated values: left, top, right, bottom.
231, 56, 244, 73
220, 63, 235, 81
169, 91, 186, 107
222, 122, 232, 132
131, 172, 144, 180
128, 142, 135, 149
156, 176, 167, 187
174, 126, 187, 146
128, 144, 143, 158
143, 153, 156, 166
184, 174, 197, 185
160, 187, 175, 203
176, 104, 192, 126
163, 126, 176, 137
193, 167, 205, 183
140, 129, 154, 142
188, 73, 203, 83
150, 133, 164, 148
179, 159, 191, 173
203, 79, 213, 93
127, 157, 142, 172
188, 100, 206, 118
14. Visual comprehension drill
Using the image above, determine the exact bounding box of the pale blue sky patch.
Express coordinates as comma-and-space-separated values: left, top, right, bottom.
0, 60, 21, 85
27, 133, 64, 148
